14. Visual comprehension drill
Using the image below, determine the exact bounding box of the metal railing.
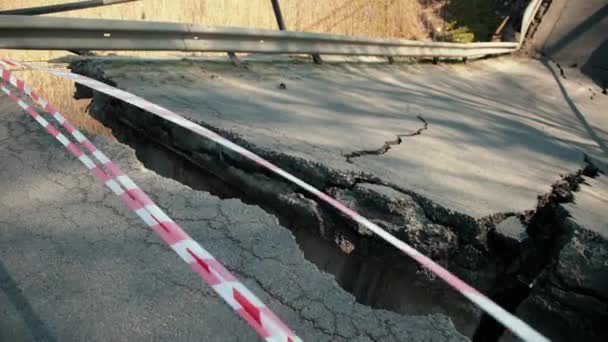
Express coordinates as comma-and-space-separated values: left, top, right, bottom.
0, 0, 542, 60
0, 15, 517, 58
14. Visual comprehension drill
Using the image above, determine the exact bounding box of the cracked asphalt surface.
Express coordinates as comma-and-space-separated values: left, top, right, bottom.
0, 95, 467, 341
61, 56, 608, 339
344, 115, 429, 163
71, 56, 608, 218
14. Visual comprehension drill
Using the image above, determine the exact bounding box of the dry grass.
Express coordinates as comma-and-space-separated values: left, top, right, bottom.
2, 0, 430, 38
0, 0, 432, 135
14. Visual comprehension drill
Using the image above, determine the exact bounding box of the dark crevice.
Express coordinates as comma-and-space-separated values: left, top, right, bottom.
552, 278, 608, 304
472, 160, 601, 342
343, 115, 428, 163
77, 84, 489, 337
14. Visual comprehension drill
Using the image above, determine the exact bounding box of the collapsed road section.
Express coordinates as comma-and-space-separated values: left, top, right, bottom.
66, 56, 607, 341
0, 85, 467, 341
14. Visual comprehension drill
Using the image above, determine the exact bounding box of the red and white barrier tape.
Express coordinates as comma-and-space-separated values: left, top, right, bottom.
0, 58, 549, 342
0, 65, 301, 342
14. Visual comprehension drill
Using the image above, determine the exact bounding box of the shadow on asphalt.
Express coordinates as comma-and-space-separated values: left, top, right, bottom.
0, 259, 57, 342
544, 3, 608, 57
543, 2, 608, 89
542, 58, 608, 157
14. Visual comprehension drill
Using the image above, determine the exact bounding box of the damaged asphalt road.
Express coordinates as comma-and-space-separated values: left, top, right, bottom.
1, 54, 605, 342
66, 56, 608, 341
0, 95, 467, 341
72, 56, 608, 217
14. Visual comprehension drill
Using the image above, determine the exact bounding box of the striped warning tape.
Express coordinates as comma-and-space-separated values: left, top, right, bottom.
0, 64, 301, 342
1, 58, 550, 342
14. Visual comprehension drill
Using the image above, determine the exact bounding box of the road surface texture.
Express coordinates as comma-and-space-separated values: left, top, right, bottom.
0, 95, 468, 341
68, 56, 607, 341
73, 56, 607, 217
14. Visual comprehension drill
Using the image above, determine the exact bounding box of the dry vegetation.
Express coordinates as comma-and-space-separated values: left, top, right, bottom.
2, 0, 431, 38
0, 0, 437, 63
1, 0, 438, 134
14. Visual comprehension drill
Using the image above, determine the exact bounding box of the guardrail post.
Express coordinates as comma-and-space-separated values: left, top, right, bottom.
270, 0, 286, 30
227, 51, 241, 67
270, 0, 322, 64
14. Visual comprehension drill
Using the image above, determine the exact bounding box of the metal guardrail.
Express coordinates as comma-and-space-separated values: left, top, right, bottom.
0, 15, 518, 58
519, 0, 544, 47
0, 0, 542, 60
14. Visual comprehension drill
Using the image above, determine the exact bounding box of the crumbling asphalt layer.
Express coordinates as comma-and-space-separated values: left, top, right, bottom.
0, 94, 468, 341
67, 57, 608, 341
498, 164, 608, 342
477, 162, 607, 341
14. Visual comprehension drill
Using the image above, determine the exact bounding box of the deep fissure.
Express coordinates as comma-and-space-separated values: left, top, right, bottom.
473, 161, 601, 341
81, 88, 491, 336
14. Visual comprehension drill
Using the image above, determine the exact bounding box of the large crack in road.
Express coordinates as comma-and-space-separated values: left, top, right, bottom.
0, 92, 468, 342
90, 101, 482, 332
81, 90, 490, 336
474, 161, 601, 341
69, 58, 608, 341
